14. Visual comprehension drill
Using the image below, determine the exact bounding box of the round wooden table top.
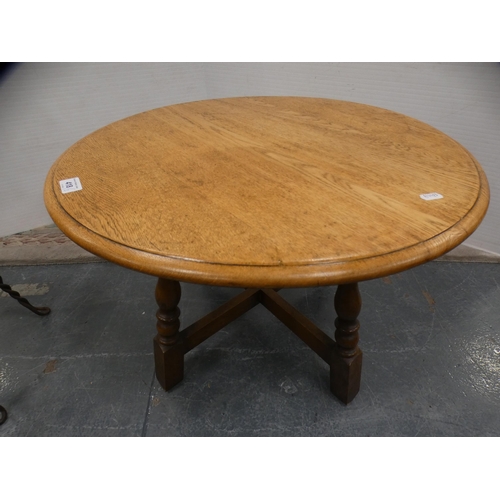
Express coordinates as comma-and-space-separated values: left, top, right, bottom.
44, 97, 489, 288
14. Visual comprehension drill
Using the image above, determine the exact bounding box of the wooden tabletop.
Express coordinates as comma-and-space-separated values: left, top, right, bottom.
44, 97, 489, 287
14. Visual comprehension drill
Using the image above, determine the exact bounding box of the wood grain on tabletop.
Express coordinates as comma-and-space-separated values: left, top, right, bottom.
44, 97, 489, 287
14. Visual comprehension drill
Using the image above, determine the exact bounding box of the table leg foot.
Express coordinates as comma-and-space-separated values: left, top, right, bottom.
154, 278, 184, 391
330, 347, 363, 404
330, 283, 363, 404
154, 340, 184, 391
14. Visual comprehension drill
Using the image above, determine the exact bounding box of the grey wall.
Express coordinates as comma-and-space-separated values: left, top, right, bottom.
1, 62, 498, 254
0, 62, 207, 238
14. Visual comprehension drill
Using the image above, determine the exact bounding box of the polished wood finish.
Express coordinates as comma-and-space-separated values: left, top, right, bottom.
260, 289, 335, 364
155, 286, 262, 391
330, 283, 363, 404
44, 97, 489, 288
43, 97, 490, 404
154, 278, 183, 390
182, 288, 261, 353
155, 285, 361, 404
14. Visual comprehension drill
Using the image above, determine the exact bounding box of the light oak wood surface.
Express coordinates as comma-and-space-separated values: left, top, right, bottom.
44, 97, 489, 287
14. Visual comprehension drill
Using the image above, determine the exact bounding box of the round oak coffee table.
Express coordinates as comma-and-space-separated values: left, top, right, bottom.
44, 97, 489, 404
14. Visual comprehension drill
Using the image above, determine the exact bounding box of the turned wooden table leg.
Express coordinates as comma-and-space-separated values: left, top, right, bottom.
153, 278, 184, 391
330, 283, 363, 404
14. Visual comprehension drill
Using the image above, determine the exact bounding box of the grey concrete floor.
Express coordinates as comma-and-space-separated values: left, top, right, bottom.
1, 260, 499, 436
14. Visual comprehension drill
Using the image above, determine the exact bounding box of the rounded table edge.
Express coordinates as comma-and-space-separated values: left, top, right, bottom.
44, 157, 490, 288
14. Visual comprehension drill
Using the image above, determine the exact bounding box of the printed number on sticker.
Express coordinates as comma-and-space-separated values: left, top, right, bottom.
420, 192, 443, 201
59, 177, 82, 194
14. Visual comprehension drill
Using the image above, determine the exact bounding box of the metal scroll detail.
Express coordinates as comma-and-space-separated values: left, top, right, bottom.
0, 276, 51, 316
1, 275, 52, 425
0, 405, 7, 425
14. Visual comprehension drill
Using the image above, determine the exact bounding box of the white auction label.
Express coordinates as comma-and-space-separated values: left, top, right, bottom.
59, 177, 82, 194
420, 192, 443, 201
